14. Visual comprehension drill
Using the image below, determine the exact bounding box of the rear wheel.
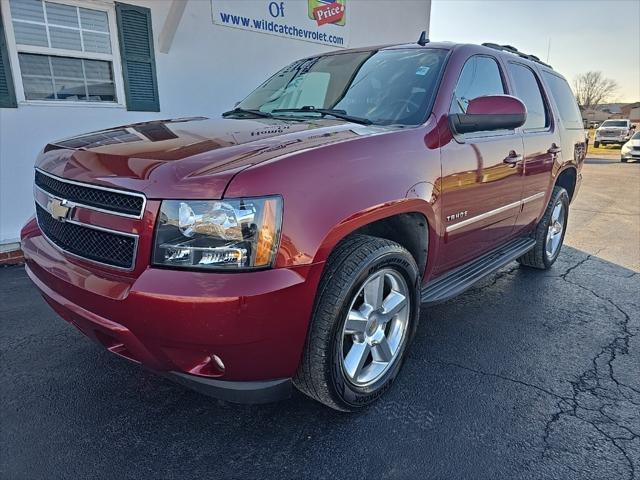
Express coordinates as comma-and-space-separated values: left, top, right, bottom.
594, 141, 600, 148
294, 235, 420, 411
518, 186, 569, 269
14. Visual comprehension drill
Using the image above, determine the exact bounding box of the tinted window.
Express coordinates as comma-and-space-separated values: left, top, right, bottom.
451, 56, 505, 114
508, 63, 548, 130
238, 49, 448, 126
601, 120, 628, 128
542, 72, 583, 129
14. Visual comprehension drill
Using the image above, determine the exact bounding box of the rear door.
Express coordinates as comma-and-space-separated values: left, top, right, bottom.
506, 62, 559, 231
437, 55, 525, 273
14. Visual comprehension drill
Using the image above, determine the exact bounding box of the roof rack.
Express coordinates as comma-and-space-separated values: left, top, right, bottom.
482, 43, 552, 69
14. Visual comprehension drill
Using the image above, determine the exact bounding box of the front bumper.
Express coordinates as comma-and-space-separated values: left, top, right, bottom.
596, 136, 629, 144
621, 150, 640, 160
21, 218, 324, 403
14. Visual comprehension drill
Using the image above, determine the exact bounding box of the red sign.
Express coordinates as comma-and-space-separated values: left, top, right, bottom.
313, 2, 345, 26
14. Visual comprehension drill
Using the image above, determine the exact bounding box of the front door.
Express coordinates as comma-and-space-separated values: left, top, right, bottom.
436, 55, 524, 274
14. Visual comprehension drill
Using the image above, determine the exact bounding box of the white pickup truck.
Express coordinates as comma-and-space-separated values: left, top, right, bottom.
594, 119, 634, 147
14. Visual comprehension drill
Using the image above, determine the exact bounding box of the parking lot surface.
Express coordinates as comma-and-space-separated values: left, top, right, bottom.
564, 154, 640, 271
1, 156, 638, 480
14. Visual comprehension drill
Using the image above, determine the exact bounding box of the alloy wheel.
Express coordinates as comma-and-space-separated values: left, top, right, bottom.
340, 269, 410, 387
545, 201, 565, 258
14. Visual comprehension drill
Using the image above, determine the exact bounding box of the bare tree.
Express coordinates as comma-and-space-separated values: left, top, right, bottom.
573, 72, 618, 109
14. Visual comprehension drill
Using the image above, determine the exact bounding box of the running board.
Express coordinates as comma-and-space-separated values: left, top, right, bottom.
421, 237, 535, 305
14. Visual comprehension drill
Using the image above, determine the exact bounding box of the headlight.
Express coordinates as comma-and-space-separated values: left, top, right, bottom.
153, 197, 282, 270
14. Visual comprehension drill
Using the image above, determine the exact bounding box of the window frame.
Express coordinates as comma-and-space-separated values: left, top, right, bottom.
1, 0, 126, 108
506, 60, 552, 135
449, 54, 514, 140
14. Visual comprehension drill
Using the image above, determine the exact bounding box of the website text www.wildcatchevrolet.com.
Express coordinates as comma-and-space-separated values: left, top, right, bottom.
218, 12, 345, 45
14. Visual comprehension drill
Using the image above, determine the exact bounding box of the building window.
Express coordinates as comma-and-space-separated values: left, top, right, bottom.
6, 0, 120, 103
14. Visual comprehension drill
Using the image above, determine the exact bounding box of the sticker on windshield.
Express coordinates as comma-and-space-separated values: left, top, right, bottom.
415, 66, 430, 76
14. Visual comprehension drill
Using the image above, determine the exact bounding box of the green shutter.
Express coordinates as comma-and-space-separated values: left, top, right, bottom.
116, 3, 159, 112
0, 6, 17, 108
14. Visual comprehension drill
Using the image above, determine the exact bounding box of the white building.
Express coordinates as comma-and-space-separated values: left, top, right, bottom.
0, 0, 432, 257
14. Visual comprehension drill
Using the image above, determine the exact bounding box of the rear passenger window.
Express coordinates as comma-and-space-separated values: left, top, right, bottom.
451, 56, 505, 114
542, 71, 583, 130
507, 63, 549, 131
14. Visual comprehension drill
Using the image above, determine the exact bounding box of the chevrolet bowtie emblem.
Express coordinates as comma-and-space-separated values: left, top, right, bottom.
47, 198, 71, 222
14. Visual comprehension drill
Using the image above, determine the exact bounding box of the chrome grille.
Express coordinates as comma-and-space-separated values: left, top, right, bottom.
599, 130, 619, 137
35, 203, 137, 270
35, 169, 145, 217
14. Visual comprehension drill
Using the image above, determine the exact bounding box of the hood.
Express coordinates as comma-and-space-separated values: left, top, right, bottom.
36, 116, 388, 199
598, 126, 628, 131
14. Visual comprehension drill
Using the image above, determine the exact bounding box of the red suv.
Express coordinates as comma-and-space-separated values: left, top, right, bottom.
21, 39, 586, 411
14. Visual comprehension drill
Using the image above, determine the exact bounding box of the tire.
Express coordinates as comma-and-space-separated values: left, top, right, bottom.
621, 157, 628, 163
594, 141, 600, 148
294, 234, 420, 411
518, 186, 569, 269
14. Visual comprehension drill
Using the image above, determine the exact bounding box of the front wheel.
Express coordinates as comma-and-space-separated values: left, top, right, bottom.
294, 235, 420, 411
621, 157, 628, 163
518, 186, 569, 269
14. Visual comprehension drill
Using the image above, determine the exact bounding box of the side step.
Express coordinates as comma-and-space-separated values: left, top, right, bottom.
421, 237, 535, 305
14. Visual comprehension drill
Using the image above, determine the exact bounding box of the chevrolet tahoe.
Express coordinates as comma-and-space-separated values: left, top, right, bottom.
21, 39, 586, 411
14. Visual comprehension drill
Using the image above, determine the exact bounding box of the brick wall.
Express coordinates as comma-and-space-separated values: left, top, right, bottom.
0, 247, 24, 266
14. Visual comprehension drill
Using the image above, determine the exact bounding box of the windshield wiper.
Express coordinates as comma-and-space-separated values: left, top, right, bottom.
272, 106, 372, 125
222, 107, 273, 118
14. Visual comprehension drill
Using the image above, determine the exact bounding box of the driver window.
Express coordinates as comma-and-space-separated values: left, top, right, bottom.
451, 56, 505, 114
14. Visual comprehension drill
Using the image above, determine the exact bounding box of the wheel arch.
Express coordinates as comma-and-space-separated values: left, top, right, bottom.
555, 166, 577, 201
312, 199, 435, 279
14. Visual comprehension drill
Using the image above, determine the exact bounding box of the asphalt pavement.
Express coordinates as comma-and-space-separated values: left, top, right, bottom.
1, 156, 638, 480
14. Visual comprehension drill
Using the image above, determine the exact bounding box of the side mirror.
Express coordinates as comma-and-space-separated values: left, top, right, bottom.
449, 95, 527, 134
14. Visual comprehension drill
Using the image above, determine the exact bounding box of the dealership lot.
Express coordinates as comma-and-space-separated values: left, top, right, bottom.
1, 156, 638, 480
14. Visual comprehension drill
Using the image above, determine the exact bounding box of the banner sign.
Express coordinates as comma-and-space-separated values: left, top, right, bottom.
212, 0, 349, 47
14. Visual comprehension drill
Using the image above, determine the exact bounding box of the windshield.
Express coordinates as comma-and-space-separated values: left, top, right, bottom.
601, 120, 628, 128
236, 48, 448, 126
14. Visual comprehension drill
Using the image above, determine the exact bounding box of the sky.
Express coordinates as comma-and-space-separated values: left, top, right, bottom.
430, 0, 640, 103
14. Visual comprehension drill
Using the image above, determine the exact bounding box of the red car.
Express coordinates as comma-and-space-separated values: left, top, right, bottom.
21, 38, 585, 411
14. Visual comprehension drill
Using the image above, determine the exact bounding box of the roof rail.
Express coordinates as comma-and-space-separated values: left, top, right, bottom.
482, 42, 553, 69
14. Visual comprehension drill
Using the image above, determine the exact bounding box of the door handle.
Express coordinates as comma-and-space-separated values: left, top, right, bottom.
503, 151, 523, 167
548, 144, 562, 154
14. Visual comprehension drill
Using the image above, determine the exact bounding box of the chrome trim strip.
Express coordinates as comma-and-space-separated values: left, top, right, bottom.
521, 192, 545, 204
34, 197, 139, 238
446, 200, 522, 233
446, 191, 546, 233
34, 198, 139, 271
35, 168, 147, 219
